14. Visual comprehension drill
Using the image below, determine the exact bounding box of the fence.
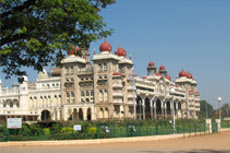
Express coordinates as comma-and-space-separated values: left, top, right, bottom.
0, 120, 219, 142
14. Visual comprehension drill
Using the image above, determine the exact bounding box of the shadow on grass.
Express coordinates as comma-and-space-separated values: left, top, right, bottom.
141, 150, 230, 153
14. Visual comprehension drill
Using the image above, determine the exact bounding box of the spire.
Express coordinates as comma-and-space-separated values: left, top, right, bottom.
93, 48, 96, 55
129, 55, 132, 60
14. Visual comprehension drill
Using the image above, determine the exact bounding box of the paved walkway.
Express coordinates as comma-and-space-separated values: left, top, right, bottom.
1, 131, 230, 153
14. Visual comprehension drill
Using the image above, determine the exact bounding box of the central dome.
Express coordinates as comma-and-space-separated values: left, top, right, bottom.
115, 47, 127, 57
179, 70, 187, 78
99, 41, 112, 53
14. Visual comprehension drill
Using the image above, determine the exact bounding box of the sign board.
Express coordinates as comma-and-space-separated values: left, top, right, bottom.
7, 118, 22, 129
73, 125, 82, 131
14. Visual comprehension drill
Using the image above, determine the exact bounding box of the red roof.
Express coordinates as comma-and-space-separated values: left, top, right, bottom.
148, 61, 155, 67
112, 72, 122, 76
165, 75, 171, 81
99, 41, 112, 52
67, 46, 78, 55
115, 47, 127, 57
179, 70, 187, 77
160, 65, 165, 70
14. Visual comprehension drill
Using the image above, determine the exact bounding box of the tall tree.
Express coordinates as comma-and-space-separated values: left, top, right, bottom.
0, 0, 115, 78
198, 100, 214, 118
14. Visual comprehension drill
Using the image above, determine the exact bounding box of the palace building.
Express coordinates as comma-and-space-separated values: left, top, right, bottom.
0, 41, 200, 122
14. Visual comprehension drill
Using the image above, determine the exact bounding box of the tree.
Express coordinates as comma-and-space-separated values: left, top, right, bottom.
0, 0, 115, 78
198, 100, 214, 118
220, 103, 230, 118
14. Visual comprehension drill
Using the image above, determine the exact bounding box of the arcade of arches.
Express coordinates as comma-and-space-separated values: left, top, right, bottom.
68, 107, 92, 121
136, 96, 184, 120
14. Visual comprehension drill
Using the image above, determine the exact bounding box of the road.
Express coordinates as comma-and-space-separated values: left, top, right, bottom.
1, 131, 230, 153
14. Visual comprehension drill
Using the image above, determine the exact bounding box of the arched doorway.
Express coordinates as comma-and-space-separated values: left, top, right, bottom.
156, 99, 161, 115
166, 101, 171, 115
178, 102, 181, 110
79, 108, 83, 120
87, 108, 92, 121
145, 98, 151, 119
41, 110, 51, 121
73, 108, 78, 120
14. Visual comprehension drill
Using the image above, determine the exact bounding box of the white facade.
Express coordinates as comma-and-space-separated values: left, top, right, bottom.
0, 41, 200, 121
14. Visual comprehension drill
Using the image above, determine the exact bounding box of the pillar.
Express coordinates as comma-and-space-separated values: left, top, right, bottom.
171, 101, 174, 117
154, 100, 157, 120
150, 99, 153, 119
161, 101, 164, 117
142, 97, 145, 120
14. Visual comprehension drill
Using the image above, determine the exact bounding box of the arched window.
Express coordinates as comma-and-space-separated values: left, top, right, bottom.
104, 90, 108, 101
99, 90, 103, 102
104, 63, 107, 71
86, 91, 89, 96
10, 102, 13, 108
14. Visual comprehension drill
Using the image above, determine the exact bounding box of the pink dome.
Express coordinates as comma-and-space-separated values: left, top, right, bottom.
68, 46, 78, 55
160, 65, 165, 70
187, 73, 193, 79
165, 75, 171, 81
99, 41, 112, 52
179, 70, 187, 78
115, 47, 127, 57
148, 61, 155, 67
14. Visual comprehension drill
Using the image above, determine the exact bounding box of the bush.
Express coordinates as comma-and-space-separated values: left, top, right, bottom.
30, 124, 42, 135
87, 127, 97, 136
52, 123, 62, 134
19, 124, 31, 136
61, 127, 76, 135
42, 128, 50, 136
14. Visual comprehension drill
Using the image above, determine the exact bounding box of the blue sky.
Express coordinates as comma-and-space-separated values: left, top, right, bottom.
1, 0, 230, 108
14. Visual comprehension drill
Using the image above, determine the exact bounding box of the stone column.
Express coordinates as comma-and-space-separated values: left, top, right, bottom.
161, 101, 164, 117
150, 99, 153, 119
171, 101, 174, 117
142, 97, 145, 120
164, 102, 167, 118
154, 100, 157, 120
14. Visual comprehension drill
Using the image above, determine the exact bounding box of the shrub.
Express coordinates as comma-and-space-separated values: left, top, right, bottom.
61, 127, 76, 135
30, 124, 42, 135
42, 128, 50, 136
87, 127, 97, 136
19, 124, 31, 136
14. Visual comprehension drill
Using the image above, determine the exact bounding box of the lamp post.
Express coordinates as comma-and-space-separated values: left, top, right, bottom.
217, 97, 222, 124
170, 87, 176, 134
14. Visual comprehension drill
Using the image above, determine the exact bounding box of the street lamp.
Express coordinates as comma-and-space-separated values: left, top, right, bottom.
170, 87, 176, 134
217, 97, 222, 124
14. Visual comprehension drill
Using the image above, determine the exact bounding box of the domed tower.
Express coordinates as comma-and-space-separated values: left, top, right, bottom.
147, 61, 156, 76
159, 65, 167, 77
115, 46, 127, 58
99, 41, 112, 53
